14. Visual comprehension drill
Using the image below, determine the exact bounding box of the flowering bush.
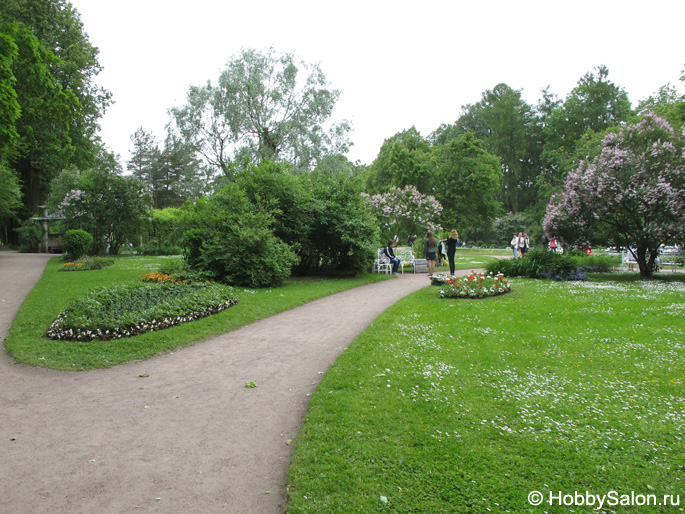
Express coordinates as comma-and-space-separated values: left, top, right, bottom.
439, 271, 511, 299
364, 185, 442, 241
544, 114, 685, 277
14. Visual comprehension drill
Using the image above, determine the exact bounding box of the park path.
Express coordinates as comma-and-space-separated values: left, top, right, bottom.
0, 249, 460, 514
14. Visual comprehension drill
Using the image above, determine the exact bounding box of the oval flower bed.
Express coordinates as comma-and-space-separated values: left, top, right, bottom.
439, 271, 511, 299
58, 257, 115, 271
47, 281, 238, 341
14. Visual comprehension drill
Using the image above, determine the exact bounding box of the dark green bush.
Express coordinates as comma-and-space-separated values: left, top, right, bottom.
570, 254, 617, 273
236, 163, 377, 275
182, 184, 298, 288
486, 249, 582, 280
137, 244, 183, 256
61, 229, 93, 260
15, 219, 43, 252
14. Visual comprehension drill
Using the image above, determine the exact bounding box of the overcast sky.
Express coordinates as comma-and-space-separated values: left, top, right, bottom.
69, 0, 685, 167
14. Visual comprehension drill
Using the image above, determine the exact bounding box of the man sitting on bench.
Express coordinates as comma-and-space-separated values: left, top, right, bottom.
384, 241, 400, 275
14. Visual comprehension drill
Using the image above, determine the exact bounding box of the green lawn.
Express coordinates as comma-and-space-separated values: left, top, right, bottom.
286, 274, 685, 513
5, 256, 391, 370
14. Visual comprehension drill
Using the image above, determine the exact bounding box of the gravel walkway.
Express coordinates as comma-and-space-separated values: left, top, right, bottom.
0, 250, 453, 513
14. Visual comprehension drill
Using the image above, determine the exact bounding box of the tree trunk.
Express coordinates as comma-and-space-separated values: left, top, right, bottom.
636, 245, 657, 278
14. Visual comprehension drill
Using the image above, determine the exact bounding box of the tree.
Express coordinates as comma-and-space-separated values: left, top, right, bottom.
127, 127, 162, 207
365, 185, 443, 243
170, 47, 351, 176
543, 114, 685, 277
636, 66, 685, 131
1, 0, 111, 169
427, 132, 503, 237
0, 162, 22, 236
157, 134, 208, 206
48, 166, 152, 255
0, 32, 20, 156
455, 84, 542, 212
1, 21, 77, 214
542, 65, 632, 184
1, 0, 111, 230
364, 127, 431, 194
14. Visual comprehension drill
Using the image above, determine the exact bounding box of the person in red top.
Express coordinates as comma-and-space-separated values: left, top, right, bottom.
550, 237, 557, 253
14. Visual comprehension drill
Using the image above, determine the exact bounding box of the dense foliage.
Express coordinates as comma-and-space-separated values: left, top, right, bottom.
47, 281, 238, 341
139, 207, 185, 255
544, 114, 685, 276
181, 162, 377, 286
48, 166, 152, 254
14, 218, 42, 251
0, 0, 111, 230
485, 250, 586, 280
3, 0, 683, 255
182, 181, 299, 287
61, 229, 93, 260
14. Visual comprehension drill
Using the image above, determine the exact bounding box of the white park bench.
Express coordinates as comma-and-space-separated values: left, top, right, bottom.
621, 250, 638, 271
372, 248, 392, 274
658, 250, 679, 273
394, 246, 416, 273
622, 249, 680, 272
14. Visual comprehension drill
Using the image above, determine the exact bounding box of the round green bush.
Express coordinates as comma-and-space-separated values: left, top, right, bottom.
61, 229, 93, 260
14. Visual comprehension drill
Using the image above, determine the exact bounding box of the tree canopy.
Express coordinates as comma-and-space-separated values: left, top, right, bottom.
0, 0, 111, 240
169, 47, 351, 178
544, 114, 685, 276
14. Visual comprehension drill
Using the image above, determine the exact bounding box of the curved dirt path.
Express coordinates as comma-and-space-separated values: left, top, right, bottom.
1, 251, 471, 513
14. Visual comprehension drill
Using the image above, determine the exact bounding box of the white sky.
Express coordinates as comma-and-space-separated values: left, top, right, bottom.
69, 0, 685, 167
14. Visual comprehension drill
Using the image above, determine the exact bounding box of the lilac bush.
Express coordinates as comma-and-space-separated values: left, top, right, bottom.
364, 185, 443, 241
544, 114, 685, 276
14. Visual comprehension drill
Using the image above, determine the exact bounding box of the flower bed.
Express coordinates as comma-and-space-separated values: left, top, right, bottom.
429, 274, 451, 286
439, 271, 511, 299
47, 281, 238, 341
58, 257, 115, 271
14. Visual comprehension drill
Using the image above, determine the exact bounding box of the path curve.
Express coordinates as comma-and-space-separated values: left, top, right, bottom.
0, 251, 467, 513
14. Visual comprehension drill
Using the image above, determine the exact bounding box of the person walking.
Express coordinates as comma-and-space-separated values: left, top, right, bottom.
521, 232, 530, 256
424, 231, 438, 275
550, 236, 557, 253
510, 233, 519, 259
442, 229, 460, 275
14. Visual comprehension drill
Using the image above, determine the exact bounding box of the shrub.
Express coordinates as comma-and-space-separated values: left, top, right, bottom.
137, 244, 183, 256
237, 164, 377, 275
61, 229, 93, 260
182, 185, 298, 287
569, 254, 617, 273
486, 249, 583, 280
46, 281, 238, 341
157, 257, 188, 276
15, 219, 43, 252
